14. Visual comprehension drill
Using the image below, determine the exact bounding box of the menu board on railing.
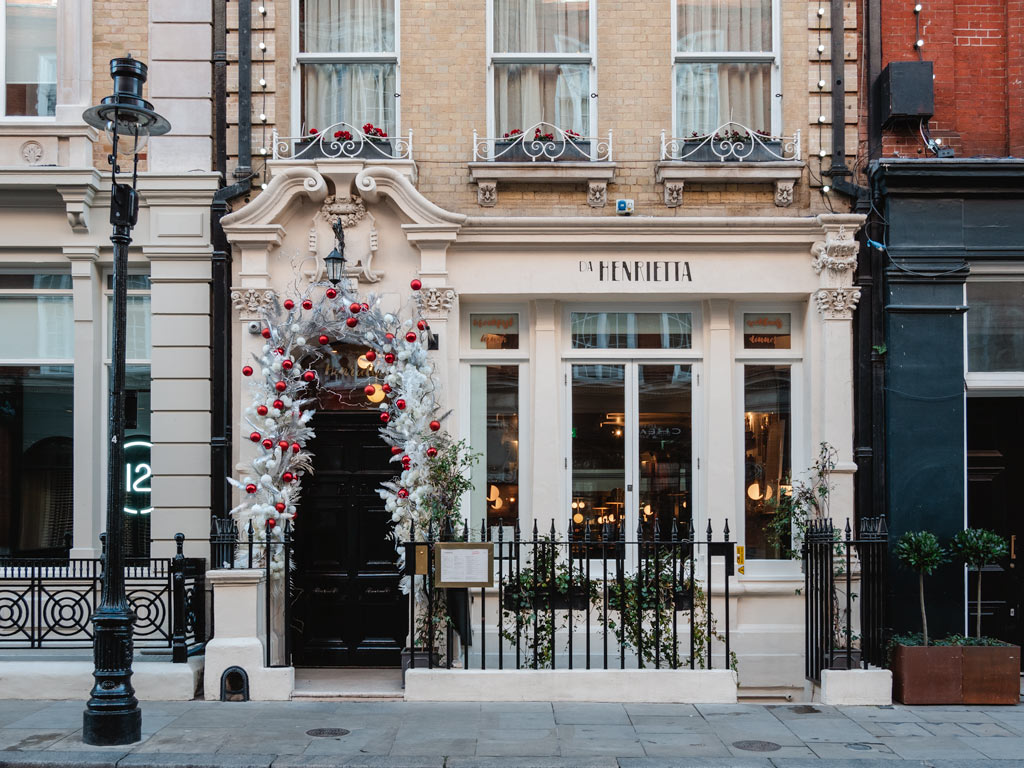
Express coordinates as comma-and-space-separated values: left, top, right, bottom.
433, 543, 494, 588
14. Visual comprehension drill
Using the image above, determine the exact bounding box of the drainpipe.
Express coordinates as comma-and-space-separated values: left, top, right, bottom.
824, 0, 868, 206
210, 0, 252, 520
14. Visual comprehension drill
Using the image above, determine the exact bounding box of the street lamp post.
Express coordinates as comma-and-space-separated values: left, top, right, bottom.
81, 55, 170, 747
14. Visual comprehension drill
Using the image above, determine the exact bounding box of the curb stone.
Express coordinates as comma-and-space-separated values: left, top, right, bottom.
447, 760, 618, 768
118, 755, 275, 768
0, 752, 128, 768
271, 758, 444, 768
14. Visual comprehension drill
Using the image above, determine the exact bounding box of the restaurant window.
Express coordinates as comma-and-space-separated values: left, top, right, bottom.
967, 281, 1024, 373
491, 0, 593, 136
2, 0, 57, 117
743, 312, 790, 350
298, 0, 397, 135
469, 365, 520, 546
469, 312, 519, 350
571, 311, 692, 350
0, 273, 73, 556
674, 0, 777, 136
743, 364, 791, 559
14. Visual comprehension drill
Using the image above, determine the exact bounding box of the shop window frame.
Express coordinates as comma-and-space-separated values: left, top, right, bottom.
964, 268, 1024, 391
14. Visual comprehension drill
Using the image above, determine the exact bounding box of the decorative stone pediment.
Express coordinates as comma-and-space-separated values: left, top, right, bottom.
320, 194, 368, 228
811, 225, 859, 274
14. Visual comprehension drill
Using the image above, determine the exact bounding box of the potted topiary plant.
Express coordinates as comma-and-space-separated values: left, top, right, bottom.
950, 528, 1019, 705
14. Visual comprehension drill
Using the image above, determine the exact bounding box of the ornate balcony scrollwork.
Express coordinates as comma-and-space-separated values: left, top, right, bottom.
272, 122, 413, 161
473, 123, 613, 163
661, 123, 801, 162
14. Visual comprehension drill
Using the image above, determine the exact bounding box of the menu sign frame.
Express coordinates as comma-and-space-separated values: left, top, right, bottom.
433, 542, 494, 588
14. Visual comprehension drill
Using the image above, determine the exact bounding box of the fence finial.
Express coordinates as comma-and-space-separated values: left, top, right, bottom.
723, 519, 730, 541
174, 532, 185, 556
706, 518, 713, 541
671, 518, 679, 542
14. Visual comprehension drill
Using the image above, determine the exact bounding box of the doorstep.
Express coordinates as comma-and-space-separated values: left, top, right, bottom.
290, 667, 403, 700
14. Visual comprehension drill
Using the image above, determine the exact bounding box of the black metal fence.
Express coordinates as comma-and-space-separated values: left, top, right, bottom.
803, 515, 888, 682
0, 532, 205, 661
403, 518, 736, 671
210, 516, 294, 668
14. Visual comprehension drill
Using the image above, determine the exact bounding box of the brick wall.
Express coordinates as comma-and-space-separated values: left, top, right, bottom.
880, 0, 1018, 158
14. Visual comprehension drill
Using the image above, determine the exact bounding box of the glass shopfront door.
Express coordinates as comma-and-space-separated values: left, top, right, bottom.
569, 362, 695, 546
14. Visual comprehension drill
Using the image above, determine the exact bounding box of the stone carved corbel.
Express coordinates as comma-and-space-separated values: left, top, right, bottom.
663, 182, 684, 208
814, 287, 861, 320
416, 287, 458, 319
477, 181, 497, 207
230, 287, 278, 320
811, 225, 859, 274
587, 180, 607, 208
774, 180, 794, 208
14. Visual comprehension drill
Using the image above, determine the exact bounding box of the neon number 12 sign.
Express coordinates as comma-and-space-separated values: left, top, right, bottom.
124, 439, 153, 515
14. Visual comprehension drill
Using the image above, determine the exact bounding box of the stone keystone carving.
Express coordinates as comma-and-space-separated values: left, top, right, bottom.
587, 181, 607, 208
477, 181, 497, 207
230, 287, 278, 320
814, 287, 861, 319
664, 182, 684, 208
416, 287, 458, 318
811, 225, 859, 274
320, 195, 368, 228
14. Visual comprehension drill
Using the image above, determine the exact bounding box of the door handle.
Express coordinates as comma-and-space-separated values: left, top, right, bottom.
1011, 535, 1016, 560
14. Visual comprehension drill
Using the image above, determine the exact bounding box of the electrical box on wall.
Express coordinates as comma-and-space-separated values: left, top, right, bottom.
878, 61, 934, 127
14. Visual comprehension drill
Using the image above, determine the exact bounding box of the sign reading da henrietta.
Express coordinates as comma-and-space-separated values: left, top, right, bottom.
580, 260, 693, 282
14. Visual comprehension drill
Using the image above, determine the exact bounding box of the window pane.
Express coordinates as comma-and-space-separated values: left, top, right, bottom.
743, 312, 791, 349
676, 61, 771, 135
0, 274, 71, 289
0, 365, 73, 555
470, 366, 519, 544
571, 312, 692, 349
469, 313, 519, 350
0, 296, 73, 359
744, 365, 791, 560
302, 62, 396, 134
967, 282, 1024, 372
5, 0, 57, 116
677, 0, 772, 53
300, 0, 395, 52
107, 296, 151, 360
494, 63, 589, 135
494, 0, 589, 53
106, 275, 152, 290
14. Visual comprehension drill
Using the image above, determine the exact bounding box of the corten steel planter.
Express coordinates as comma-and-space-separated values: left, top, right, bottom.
892, 645, 963, 704
962, 645, 1021, 705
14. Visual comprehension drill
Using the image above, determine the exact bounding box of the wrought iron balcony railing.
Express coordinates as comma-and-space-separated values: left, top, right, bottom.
661, 123, 800, 162
271, 122, 413, 161
474, 122, 613, 162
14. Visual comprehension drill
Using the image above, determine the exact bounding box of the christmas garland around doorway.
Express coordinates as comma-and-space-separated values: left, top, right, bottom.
227, 264, 448, 582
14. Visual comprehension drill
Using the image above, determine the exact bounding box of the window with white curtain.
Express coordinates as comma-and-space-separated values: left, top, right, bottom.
673, 0, 776, 137
490, 0, 593, 136
2, 0, 58, 117
297, 0, 397, 135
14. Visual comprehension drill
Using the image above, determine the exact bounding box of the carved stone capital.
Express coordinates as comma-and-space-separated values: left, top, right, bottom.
320, 194, 367, 228
477, 181, 497, 207
663, 181, 684, 208
814, 287, 861, 319
811, 225, 859, 274
774, 180, 794, 208
587, 180, 607, 208
230, 287, 278, 320
416, 287, 458, 319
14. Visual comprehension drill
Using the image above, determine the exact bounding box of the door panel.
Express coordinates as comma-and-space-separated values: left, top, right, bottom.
292, 411, 406, 666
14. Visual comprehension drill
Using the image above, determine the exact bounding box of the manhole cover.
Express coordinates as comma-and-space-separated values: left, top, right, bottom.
789, 705, 820, 714
733, 740, 781, 752
845, 743, 873, 751
306, 728, 350, 738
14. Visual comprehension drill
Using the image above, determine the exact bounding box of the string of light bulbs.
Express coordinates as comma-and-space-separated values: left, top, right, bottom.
813, 6, 833, 207
256, 3, 269, 190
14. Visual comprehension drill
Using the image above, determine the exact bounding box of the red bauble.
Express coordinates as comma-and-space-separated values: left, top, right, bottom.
302, 300, 313, 310
250, 431, 261, 442
276, 442, 287, 452
302, 370, 316, 382
319, 334, 330, 345
397, 488, 409, 498
282, 472, 294, 483
410, 279, 422, 291
380, 412, 391, 423
382, 383, 392, 393
405, 331, 418, 343
256, 405, 268, 416
291, 443, 301, 454
401, 455, 411, 464
262, 438, 274, 449
364, 384, 376, 396
361, 302, 370, 312
272, 399, 284, 410
325, 288, 338, 299
282, 359, 293, 370
267, 517, 277, 528
429, 420, 441, 432
275, 502, 286, 512
395, 399, 406, 410
384, 353, 396, 364
417, 320, 428, 331
391, 446, 403, 455
385, 333, 395, 341
242, 365, 253, 377
283, 299, 295, 310
365, 350, 377, 362
275, 381, 287, 392
349, 303, 361, 314
426, 446, 438, 458
346, 317, 358, 328
261, 328, 271, 339
245, 483, 257, 494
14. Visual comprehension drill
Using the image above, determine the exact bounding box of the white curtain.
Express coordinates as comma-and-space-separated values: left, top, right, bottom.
493, 1, 589, 134
675, 0, 771, 135
301, 0, 396, 132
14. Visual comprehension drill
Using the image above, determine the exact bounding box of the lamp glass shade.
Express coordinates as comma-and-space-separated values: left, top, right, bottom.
325, 248, 344, 284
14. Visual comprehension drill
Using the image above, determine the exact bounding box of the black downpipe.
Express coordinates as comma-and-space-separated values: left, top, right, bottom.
825, 0, 867, 204
210, 0, 253, 520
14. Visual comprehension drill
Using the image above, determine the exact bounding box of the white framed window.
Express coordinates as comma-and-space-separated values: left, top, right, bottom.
672, 0, 780, 136
1, 0, 58, 118
293, 0, 399, 136
965, 273, 1024, 390
487, 0, 596, 137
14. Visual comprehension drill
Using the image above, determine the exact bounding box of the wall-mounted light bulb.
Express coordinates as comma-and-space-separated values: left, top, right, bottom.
934, 137, 943, 145
258, 5, 267, 14
914, 4, 922, 12
915, 39, 925, 48
258, 41, 266, 51
817, 7, 826, 16
817, 79, 826, 89
817, 44, 826, 53
822, 184, 831, 194
818, 115, 827, 123
261, 183, 268, 190
259, 147, 268, 155
260, 78, 267, 88
819, 149, 827, 158
259, 113, 267, 122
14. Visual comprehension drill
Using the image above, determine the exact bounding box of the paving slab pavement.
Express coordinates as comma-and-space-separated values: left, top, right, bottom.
0, 700, 1022, 767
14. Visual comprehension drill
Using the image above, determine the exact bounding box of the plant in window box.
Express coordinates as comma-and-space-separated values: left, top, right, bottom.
680, 126, 784, 162
293, 122, 394, 159
493, 125, 591, 162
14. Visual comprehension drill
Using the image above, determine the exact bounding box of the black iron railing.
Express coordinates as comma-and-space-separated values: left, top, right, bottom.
403, 518, 735, 671
210, 516, 294, 668
0, 532, 204, 661
803, 515, 888, 682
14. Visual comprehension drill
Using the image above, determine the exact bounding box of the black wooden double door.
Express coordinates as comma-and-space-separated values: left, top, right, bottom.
292, 411, 407, 666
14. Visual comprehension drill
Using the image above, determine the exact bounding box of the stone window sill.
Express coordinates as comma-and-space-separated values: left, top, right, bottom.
655, 161, 804, 207
468, 161, 617, 208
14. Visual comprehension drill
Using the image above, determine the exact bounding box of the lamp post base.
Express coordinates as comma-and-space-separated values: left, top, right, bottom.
83, 707, 142, 746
